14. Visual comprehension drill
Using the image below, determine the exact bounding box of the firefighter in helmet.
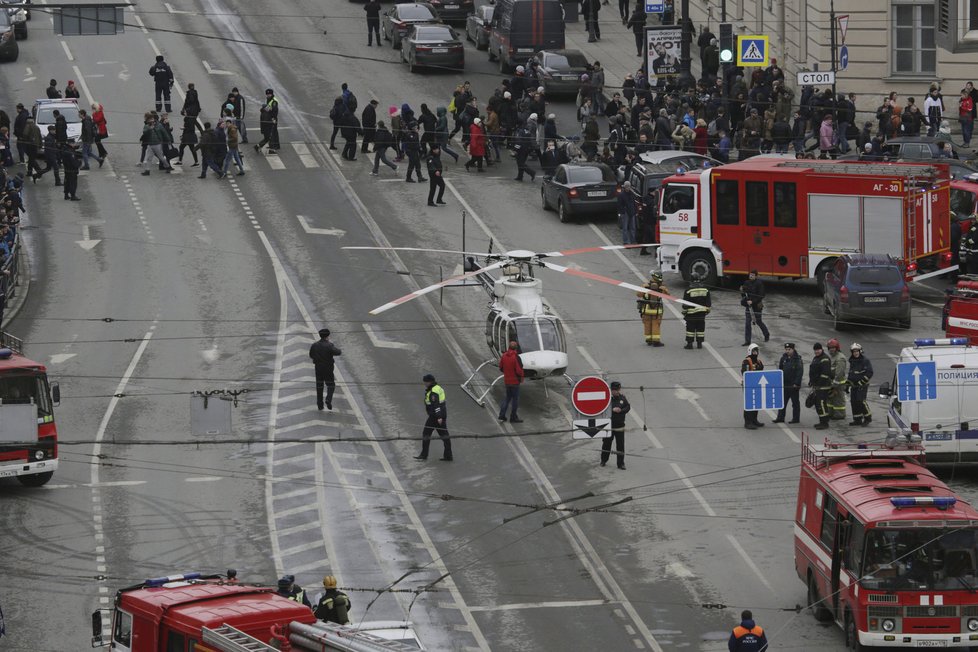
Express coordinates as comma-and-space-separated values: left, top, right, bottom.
809, 342, 833, 429
847, 342, 874, 426
826, 338, 848, 420
315, 575, 352, 625
741, 343, 765, 429
637, 270, 668, 346
964, 220, 978, 275
681, 272, 711, 349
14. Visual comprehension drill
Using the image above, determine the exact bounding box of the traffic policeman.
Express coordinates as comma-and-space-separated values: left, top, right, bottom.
740, 270, 770, 345
415, 374, 453, 461
309, 328, 341, 411
315, 575, 352, 625
809, 342, 832, 430
847, 342, 874, 426
276, 576, 312, 608
637, 270, 668, 347
728, 610, 768, 651
773, 343, 803, 424
600, 381, 630, 470
964, 221, 978, 275
681, 273, 711, 349
148, 55, 174, 113
827, 338, 848, 420
741, 344, 764, 429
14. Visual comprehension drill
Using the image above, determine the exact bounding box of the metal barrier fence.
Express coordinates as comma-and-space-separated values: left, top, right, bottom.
0, 233, 20, 323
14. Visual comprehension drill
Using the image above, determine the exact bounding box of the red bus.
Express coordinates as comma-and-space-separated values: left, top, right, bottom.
796, 437, 978, 649
655, 159, 951, 288
0, 332, 60, 486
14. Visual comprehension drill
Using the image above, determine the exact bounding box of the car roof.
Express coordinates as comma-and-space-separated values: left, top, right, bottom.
638, 150, 710, 164
840, 253, 900, 267
33, 99, 79, 107
560, 162, 610, 171
537, 49, 584, 57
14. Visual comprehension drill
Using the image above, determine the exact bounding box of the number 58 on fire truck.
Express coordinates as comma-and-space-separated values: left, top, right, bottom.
655, 159, 952, 289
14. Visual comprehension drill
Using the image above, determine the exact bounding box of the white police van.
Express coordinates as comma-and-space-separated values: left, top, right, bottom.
880, 338, 978, 464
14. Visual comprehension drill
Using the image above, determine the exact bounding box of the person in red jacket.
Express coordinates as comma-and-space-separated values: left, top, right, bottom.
465, 118, 486, 172
497, 341, 524, 423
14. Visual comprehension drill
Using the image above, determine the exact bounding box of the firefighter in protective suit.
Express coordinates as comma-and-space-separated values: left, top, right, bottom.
847, 342, 874, 426
964, 221, 978, 275
809, 342, 832, 429
637, 270, 668, 346
682, 273, 711, 349
315, 575, 351, 625
827, 338, 848, 420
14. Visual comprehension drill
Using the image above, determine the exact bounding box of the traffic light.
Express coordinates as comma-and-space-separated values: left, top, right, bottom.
719, 23, 734, 64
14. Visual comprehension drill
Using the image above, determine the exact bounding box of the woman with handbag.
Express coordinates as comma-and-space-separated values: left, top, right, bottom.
91, 103, 109, 160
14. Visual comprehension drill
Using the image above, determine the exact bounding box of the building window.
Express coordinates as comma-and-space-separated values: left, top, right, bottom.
893, 1, 936, 75
970, 0, 978, 32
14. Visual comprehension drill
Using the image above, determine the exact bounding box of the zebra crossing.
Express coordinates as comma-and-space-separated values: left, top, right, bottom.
251, 142, 324, 170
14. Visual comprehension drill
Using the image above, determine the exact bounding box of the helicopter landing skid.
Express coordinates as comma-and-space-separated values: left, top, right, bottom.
460, 360, 503, 407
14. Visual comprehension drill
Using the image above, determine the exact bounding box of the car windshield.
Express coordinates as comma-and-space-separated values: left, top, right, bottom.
0, 11, 11, 27
0, 372, 53, 418
848, 266, 902, 286
862, 528, 978, 591
399, 6, 434, 19
36, 106, 80, 123
545, 52, 588, 69
481, 6, 493, 19
567, 166, 613, 183
951, 188, 976, 215
416, 26, 453, 39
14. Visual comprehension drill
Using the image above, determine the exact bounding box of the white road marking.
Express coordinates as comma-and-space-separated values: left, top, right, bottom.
291, 143, 319, 168
912, 297, 944, 308
726, 534, 776, 593
164, 2, 194, 13
202, 60, 234, 75
132, 11, 149, 34
76, 224, 101, 251
667, 561, 694, 578
60, 40, 74, 61
185, 476, 223, 482
575, 345, 602, 372
297, 214, 345, 237
468, 599, 612, 612
673, 384, 710, 421
669, 462, 716, 517
265, 154, 286, 170
200, 344, 219, 363
87, 480, 146, 487
49, 353, 77, 364
362, 323, 416, 350
146, 37, 161, 56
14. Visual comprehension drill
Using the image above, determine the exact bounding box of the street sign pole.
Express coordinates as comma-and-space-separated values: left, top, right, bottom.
830, 0, 838, 130
678, 0, 694, 89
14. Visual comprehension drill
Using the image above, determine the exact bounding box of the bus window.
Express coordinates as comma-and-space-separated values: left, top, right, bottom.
745, 181, 769, 227
715, 180, 739, 225
819, 494, 838, 548
773, 182, 797, 227
113, 610, 133, 647
0, 373, 51, 418
844, 519, 865, 575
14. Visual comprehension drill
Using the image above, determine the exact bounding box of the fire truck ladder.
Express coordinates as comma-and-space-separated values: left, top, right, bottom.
201, 625, 273, 652
202, 622, 421, 652
775, 161, 940, 178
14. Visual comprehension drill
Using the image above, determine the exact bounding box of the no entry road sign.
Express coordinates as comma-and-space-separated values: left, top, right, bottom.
572, 376, 611, 417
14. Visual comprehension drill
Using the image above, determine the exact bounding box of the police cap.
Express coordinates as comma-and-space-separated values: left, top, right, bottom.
422, 373, 436, 382
610, 381, 622, 390
318, 328, 330, 338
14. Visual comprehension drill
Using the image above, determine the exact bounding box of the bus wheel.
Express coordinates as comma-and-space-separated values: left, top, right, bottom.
845, 610, 864, 651
18, 471, 53, 487
681, 251, 717, 287
808, 573, 832, 622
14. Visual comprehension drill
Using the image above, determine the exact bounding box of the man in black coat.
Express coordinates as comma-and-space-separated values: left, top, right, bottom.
340, 111, 362, 161
426, 144, 446, 206
37, 126, 62, 186
364, 0, 382, 45
182, 82, 202, 117
774, 343, 803, 423
361, 99, 378, 153
12, 104, 29, 163
309, 328, 341, 410
229, 86, 246, 142
402, 124, 425, 182
60, 139, 82, 201
149, 55, 175, 112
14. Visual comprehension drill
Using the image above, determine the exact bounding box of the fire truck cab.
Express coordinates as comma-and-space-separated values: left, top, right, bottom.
796, 437, 978, 649
943, 277, 978, 344
656, 159, 951, 288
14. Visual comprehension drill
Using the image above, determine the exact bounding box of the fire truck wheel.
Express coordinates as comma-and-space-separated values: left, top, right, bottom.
807, 573, 832, 622
681, 251, 717, 287
844, 610, 865, 651
18, 471, 53, 487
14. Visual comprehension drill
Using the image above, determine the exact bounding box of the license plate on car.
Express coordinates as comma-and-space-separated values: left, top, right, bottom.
433, 48, 448, 53
916, 641, 948, 648
864, 296, 887, 303
587, 191, 605, 197
445, 4, 459, 7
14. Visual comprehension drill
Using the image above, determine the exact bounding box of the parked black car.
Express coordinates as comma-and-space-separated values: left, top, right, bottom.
822, 253, 911, 329
401, 24, 464, 72
881, 137, 974, 164
529, 49, 589, 97
425, 0, 473, 23
382, 3, 440, 49
464, 4, 493, 50
0, 11, 19, 62
541, 163, 620, 222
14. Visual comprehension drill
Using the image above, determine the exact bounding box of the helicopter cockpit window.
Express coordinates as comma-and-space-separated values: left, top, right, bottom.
513, 318, 540, 352
537, 319, 560, 352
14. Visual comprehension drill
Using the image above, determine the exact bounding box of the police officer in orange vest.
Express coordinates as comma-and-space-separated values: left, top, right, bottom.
728, 610, 768, 651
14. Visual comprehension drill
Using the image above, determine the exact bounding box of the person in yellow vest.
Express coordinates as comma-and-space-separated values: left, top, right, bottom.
315, 575, 352, 625
414, 373, 452, 461
637, 270, 668, 346
728, 609, 768, 651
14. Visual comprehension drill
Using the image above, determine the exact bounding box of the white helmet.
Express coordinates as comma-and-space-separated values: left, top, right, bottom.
850, 342, 863, 352
747, 343, 759, 354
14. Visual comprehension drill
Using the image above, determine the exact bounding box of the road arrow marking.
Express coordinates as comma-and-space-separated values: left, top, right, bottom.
674, 384, 710, 420
76, 224, 101, 251
363, 323, 416, 350
200, 344, 219, 363
297, 215, 346, 237
202, 60, 234, 75
910, 366, 921, 401
49, 353, 77, 364
758, 375, 769, 410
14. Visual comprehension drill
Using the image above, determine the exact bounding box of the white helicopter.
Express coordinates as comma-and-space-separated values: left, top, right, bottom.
344, 244, 694, 405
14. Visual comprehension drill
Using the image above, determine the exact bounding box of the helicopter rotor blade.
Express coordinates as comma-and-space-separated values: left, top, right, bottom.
368, 260, 510, 315
343, 246, 505, 259
537, 260, 700, 309
537, 244, 661, 258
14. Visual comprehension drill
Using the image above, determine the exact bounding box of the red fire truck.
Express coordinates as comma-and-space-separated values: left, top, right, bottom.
91, 573, 421, 651
0, 332, 60, 486
943, 277, 978, 344
795, 437, 978, 649
655, 159, 951, 288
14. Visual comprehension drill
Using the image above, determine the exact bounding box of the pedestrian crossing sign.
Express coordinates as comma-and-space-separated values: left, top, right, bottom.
737, 35, 769, 67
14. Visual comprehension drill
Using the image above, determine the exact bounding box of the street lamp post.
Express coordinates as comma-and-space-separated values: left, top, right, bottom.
677, 0, 694, 88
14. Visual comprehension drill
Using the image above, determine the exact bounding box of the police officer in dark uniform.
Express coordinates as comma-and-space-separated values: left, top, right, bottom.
740, 270, 770, 345
773, 343, 803, 424
61, 139, 81, 201
426, 144, 447, 206
728, 609, 768, 651
315, 575, 352, 624
149, 55, 174, 113
809, 342, 833, 430
600, 381, 630, 469
256, 89, 280, 154
415, 374, 452, 461
681, 273, 711, 349
309, 328, 341, 410
276, 576, 311, 607
847, 342, 874, 426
